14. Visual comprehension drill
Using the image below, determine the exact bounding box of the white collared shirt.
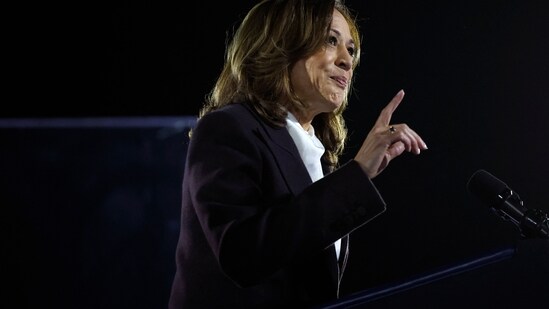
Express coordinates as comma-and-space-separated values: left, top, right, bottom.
285, 112, 342, 260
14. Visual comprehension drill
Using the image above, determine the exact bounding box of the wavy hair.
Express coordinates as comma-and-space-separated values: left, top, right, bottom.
200, 0, 361, 170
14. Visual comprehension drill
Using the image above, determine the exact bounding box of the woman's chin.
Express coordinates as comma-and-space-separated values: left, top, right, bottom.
327, 99, 344, 111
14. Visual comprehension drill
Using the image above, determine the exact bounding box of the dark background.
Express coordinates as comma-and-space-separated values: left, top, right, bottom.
5, 0, 549, 308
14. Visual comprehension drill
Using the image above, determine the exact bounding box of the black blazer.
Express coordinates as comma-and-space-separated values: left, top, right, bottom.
169, 103, 386, 308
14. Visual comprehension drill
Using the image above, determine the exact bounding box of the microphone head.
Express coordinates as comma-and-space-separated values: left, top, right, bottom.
467, 169, 509, 207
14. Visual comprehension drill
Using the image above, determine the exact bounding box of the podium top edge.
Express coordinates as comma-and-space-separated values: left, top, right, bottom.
0, 116, 198, 128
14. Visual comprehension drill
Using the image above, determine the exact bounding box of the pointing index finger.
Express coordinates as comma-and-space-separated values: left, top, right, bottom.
376, 89, 405, 126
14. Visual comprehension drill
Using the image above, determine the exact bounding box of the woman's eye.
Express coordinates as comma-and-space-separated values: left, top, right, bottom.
327, 35, 337, 46
347, 47, 355, 57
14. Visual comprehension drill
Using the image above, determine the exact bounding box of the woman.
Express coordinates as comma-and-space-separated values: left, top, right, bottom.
169, 0, 428, 308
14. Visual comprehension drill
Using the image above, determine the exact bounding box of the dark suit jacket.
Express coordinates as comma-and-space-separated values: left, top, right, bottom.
169, 103, 386, 308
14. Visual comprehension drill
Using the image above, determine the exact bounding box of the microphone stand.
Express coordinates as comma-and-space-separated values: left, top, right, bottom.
493, 189, 549, 240
520, 208, 549, 240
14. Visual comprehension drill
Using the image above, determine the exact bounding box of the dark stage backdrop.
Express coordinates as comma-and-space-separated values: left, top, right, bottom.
6, 0, 549, 307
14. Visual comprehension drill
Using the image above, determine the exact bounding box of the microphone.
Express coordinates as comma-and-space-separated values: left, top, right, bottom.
467, 169, 548, 239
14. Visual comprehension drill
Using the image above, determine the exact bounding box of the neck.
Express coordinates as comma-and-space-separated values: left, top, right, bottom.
289, 109, 318, 132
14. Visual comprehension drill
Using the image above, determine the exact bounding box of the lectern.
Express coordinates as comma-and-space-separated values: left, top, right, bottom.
319, 238, 548, 308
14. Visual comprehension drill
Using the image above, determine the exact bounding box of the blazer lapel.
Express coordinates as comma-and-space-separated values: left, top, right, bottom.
242, 104, 346, 293
255, 121, 313, 195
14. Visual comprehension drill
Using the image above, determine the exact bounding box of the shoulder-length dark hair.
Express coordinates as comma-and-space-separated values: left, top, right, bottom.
200, 0, 361, 169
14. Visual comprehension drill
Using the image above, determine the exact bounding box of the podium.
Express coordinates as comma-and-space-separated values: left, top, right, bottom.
319, 239, 549, 308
